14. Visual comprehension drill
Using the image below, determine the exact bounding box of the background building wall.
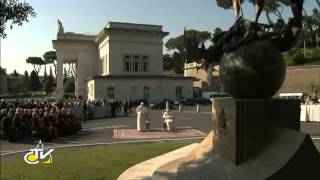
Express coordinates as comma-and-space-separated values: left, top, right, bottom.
108, 32, 164, 76
184, 65, 222, 94
91, 78, 193, 102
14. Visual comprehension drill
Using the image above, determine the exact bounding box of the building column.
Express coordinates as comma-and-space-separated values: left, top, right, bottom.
75, 62, 79, 98
56, 55, 64, 100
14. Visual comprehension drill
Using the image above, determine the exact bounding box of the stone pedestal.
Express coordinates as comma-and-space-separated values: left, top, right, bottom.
152, 98, 320, 180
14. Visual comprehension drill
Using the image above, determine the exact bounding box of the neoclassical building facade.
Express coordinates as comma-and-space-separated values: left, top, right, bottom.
53, 21, 194, 102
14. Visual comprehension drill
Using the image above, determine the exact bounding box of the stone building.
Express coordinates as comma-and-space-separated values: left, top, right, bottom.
184, 62, 223, 96
53, 21, 194, 102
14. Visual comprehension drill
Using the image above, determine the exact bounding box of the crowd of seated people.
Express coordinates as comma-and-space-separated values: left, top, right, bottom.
0, 100, 81, 142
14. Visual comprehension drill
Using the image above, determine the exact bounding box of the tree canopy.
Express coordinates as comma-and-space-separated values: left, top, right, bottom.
0, 0, 36, 38
165, 29, 211, 62
26, 57, 45, 75
43, 51, 57, 76
216, 0, 245, 9
29, 70, 41, 91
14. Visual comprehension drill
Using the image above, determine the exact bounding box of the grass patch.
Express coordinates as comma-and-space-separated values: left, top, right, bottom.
0, 139, 201, 180
1, 139, 319, 180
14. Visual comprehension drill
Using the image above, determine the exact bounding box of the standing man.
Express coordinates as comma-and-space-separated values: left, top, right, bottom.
123, 100, 128, 116
136, 102, 149, 132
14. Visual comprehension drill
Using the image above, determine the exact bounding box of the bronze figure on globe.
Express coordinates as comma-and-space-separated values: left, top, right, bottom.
195, 0, 304, 98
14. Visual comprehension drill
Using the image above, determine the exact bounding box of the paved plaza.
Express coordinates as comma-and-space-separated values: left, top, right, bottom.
1, 106, 319, 155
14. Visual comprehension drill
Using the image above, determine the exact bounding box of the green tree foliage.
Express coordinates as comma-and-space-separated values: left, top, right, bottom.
11, 69, 19, 77
216, 0, 245, 9
297, 8, 320, 47
163, 54, 173, 70
166, 30, 211, 53
309, 83, 320, 92
22, 70, 29, 90
26, 57, 45, 75
216, 0, 288, 24
0, 0, 36, 38
64, 77, 75, 93
171, 52, 185, 74
29, 70, 41, 91
43, 67, 55, 94
283, 48, 306, 65
0, 67, 7, 75
165, 29, 211, 64
43, 51, 57, 77
23, 70, 29, 81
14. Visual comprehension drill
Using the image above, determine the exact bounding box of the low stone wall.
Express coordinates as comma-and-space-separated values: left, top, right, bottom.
279, 65, 320, 94
70, 105, 111, 120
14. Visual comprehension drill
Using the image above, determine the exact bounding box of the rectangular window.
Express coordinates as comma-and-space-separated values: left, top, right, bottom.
133, 55, 139, 72
143, 87, 150, 99
176, 87, 182, 98
123, 55, 149, 73
142, 56, 149, 72
107, 87, 115, 99
126, 61, 130, 72
124, 55, 131, 72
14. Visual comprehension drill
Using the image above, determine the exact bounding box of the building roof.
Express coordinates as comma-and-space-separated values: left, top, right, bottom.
53, 21, 169, 47
95, 21, 169, 44
88, 75, 197, 81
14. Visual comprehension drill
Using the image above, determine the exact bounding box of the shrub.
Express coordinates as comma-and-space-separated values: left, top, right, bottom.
283, 48, 306, 65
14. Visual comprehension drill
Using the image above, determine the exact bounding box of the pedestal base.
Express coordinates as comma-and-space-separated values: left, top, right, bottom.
152, 98, 320, 179
152, 129, 320, 180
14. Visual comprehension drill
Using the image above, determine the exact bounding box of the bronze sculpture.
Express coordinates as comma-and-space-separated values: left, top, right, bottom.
197, 0, 304, 98
203, 0, 303, 68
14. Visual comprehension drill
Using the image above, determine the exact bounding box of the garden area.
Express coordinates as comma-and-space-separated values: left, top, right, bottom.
1, 139, 319, 180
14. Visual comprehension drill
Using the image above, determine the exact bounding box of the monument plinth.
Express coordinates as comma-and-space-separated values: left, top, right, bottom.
119, 1, 320, 179
152, 98, 320, 180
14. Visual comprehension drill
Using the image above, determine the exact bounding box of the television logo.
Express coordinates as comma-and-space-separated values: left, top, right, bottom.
24, 140, 54, 165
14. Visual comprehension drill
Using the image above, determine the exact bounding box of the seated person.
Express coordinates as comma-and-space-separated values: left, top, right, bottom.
162, 108, 174, 131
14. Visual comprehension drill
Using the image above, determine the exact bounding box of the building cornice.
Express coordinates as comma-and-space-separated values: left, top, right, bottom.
87, 75, 196, 81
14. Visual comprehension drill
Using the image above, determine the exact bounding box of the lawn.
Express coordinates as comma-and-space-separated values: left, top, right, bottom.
1, 140, 319, 180
0, 139, 201, 180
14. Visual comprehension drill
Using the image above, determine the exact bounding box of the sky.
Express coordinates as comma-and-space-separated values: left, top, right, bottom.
1, 0, 318, 75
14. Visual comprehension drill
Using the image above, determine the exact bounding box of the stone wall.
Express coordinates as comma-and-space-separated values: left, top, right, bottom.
184, 66, 222, 92
279, 65, 320, 94
89, 78, 194, 103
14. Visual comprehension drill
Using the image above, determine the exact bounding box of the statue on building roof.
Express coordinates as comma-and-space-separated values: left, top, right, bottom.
57, 19, 64, 34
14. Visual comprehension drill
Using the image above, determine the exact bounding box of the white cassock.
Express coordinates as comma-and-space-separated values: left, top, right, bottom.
136, 105, 148, 132
163, 111, 174, 131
